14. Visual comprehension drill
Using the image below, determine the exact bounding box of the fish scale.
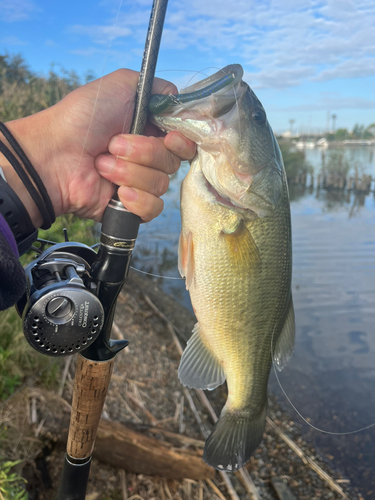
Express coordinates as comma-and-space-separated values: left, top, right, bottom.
150, 64, 295, 471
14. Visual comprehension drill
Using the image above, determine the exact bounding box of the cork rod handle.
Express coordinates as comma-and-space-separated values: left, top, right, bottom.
66, 355, 115, 460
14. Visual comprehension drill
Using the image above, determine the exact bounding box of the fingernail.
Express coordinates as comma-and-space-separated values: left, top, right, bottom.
110, 136, 133, 158
168, 134, 187, 154
98, 155, 116, 173
120, 186, 138, 202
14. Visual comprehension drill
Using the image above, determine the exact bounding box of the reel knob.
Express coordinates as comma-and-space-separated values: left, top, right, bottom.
46, 297, 73, 320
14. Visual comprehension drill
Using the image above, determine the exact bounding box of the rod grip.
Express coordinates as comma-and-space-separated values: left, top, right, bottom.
101, 199, 141, 242
66, 355, 115, 460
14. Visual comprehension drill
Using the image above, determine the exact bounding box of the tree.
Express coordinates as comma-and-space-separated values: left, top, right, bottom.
0, 52, 94, 121
335, 128, 349, 141
352, 123, 365, 139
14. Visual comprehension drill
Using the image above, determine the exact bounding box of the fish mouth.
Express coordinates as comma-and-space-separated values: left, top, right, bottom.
149, 64, 244, 116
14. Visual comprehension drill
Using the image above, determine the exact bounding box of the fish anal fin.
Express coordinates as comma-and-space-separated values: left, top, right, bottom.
178, 323, 226, 390
273, 297, 295, 371
222, 221, 261, 267
178, 231, 194, 290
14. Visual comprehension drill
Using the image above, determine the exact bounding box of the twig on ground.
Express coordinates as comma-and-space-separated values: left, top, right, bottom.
162, 478, 172, 499
143, 294, 186, 350
206, 478, 227, 500
174, 395, 181, 425
266, 417, 350, 500
198, 481, 203, 500
235, 468, 260, 500
119, 469, 128, 500
184, 479, 192, 500
220, 473, 240, 500
112, 321, 126, 342
183, 388, 208, 438
31, 396, 37, 424
58, 356, 73, 397
159, 479, 166, 500
118, 393, 142, 423
34, 418, 45, 438
179, 394, 185, 434
125, 391, 158, 426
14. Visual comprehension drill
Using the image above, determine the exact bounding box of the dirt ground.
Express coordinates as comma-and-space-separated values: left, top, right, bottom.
2, 270, 365, 500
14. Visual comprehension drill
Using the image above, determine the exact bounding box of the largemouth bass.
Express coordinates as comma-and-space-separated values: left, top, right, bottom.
149, 64, 295, 472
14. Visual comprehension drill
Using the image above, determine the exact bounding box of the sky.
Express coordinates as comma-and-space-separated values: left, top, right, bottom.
0, 0, 375, 134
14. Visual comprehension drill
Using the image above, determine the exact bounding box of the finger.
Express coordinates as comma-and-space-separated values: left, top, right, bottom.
117, 186, 164, 222
108, 135, 181, 175
152, 77, 177, 96
164, 131, 197, 160
95, 155, 170, 197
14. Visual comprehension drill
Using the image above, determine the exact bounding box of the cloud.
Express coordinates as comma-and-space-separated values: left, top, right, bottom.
0, 0, 40, 22
70, 25, 132, 45
0, 36, 28, 46
70, 47, 134, 66
277, 94, 375, 112
66, 0, 375, 92
159, 0, 375, 88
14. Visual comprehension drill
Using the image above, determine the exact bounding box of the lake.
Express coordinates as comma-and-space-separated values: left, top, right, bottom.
133, 145, 375, 498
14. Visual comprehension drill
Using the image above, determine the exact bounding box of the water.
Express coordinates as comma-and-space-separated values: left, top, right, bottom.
133, 146, 375, 498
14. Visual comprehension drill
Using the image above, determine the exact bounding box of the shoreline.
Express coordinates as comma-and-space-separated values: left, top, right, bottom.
4, 269, 364, 499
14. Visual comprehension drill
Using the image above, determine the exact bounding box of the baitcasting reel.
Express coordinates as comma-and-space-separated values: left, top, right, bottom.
16, 239, 105, 357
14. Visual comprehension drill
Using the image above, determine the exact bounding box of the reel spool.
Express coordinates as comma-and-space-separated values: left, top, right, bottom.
17, 241, 104, 357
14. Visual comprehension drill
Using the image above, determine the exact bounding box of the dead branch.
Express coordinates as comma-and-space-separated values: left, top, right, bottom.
92, 419, 215, 480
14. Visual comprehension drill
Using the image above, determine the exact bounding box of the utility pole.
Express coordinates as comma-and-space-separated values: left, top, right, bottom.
289, 119, 295, 137
331, 114, 337, 133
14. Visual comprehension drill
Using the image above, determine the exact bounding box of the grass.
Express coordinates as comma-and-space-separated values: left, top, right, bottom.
323, 151, 352, 177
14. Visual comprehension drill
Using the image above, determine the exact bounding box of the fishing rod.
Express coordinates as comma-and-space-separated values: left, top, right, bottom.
16, 1, 169, 498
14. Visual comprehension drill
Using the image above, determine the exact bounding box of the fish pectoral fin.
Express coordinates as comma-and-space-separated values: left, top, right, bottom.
178, 231, 194, 290
222, 221, 261, 268
273, 297, 295, 371
178, 323, 226, 390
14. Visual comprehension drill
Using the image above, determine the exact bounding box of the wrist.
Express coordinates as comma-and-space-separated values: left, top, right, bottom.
1, 108, 62, 228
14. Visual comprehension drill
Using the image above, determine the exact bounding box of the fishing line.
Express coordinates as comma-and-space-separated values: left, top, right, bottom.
78, 6, 375, 440
270, 327, 375, 435
130, 266, 183, 279
76, 0, 125, 172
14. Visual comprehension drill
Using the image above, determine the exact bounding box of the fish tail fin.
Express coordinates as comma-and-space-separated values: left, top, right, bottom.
203, 401, 267, 472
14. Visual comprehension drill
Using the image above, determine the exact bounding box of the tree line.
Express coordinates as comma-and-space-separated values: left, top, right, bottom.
0, 52, 94, 121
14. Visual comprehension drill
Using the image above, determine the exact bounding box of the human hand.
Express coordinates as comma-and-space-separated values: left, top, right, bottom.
4, 69, 196, 227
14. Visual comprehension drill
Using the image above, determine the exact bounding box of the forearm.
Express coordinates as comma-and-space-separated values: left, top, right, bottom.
1, 106, 62, 228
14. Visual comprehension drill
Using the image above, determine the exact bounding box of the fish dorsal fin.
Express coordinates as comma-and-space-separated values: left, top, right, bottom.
273, 297, 295, 371
178, 231, 194, 290
222, 220, 261, 268
178, 323, 226, 390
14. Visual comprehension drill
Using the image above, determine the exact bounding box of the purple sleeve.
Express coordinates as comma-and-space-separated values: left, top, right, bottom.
0, 213, 19, 257
0, 214, 26, 311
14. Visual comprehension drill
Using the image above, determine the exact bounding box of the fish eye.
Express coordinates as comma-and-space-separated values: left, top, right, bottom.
252, 108, 267, 126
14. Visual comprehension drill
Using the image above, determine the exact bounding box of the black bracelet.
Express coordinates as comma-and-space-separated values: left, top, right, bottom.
0, 122, 55, 229
0, 175, 38, 256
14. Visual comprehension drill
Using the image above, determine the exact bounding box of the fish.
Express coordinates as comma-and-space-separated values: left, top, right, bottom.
149, 64, 295, 472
